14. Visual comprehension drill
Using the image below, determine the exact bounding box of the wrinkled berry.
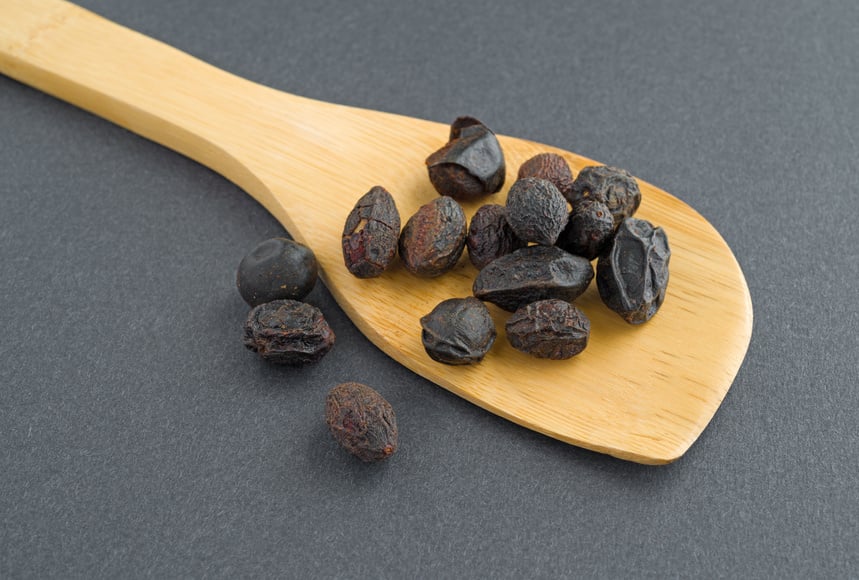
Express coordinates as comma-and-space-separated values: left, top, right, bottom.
597, 218, 670, 324
556, 199, 615, 260
466, 204, 526, 270
342, 186, 401, 278
473, 245, 594, 312
506, 299, 591, 359
236, 238, 318, 306
517, 153, 574, 199
420, 297, 497, 365
325, 382, 398, 462
567, 165, 641, 229
399, 196, 467, 277
426, 117, 505, 200
243, 299, 335, 365
505, 178, 569, 245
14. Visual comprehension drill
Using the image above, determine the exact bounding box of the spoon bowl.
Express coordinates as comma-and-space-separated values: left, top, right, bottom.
0, 0, 753, 464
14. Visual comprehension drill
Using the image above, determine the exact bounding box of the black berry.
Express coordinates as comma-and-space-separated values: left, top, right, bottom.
466, 204, 526, 270
342, 186, 401, 278
505, 178, 569, 246
473, 246, 594, 312
597, 218, 670, 324
426, 117, 506, 200
237, 238, 318, 306
556, 199, 615, 260
506, 299, 590, 359
243, 299, 335, 365
420, 297, 497, 365
326, 382, 398, 462
399, 197, 467, 277
567, 166, 641, 229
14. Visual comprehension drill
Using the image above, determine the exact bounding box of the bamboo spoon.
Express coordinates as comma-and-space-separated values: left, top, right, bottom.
0, 0, 753, 464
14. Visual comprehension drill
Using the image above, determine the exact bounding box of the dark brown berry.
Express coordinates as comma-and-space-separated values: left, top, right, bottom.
342, 186, 401, 278
466, 204, 526, 270
472, 246, 594, 312
325, 382, 398, 462
243, 299, 335, 365
420, 297, 497, 365
567, 166, 641, 229
426, 117, 505, 200
505, 178, 569, 246
556, 199, 615, 260
517, 153, 574, 198
506, 299, 591, 359
597, 218, 670, 324
448, 116, 484, 139
398, 197, 467, 277
236, 238, 318, 306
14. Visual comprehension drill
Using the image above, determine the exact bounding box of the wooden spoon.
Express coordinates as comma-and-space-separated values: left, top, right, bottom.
0, 0, 752, 464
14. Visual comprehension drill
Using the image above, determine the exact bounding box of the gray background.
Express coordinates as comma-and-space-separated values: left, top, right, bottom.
1, 0, 857, 578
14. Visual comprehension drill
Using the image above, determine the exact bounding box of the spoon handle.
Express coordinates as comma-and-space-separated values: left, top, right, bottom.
0, 0, 315, 197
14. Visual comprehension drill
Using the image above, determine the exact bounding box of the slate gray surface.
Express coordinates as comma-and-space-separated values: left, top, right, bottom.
1, 1, 857, 578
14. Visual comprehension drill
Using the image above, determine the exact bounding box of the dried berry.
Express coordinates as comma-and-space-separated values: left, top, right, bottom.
448, 116, 483, 139
420, 297, 497, 365
342, 186, 401, 278
236, 238, 318, 306
398, 196, 467, 277
243, 299, 335, 365
325, 382, 398, 462
472, 245, 594, 312
466, 204, 526, 270
556, 199, 615, 260
505, 178, 569, 245
597, 218, 670, 324
426, 117, 505, 200
517, 153, 574, 198
506, 299, 590, 359
567, 165, 641, 229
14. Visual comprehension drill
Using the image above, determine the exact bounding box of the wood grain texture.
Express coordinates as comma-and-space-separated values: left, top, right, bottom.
0, 0, 753, 464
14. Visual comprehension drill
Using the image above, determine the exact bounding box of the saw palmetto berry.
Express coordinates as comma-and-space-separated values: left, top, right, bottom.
466, 204, 525, 270
597, 217, 670, 324
556, 199, 614, 260
472, 245, 593, 312
243, 299, 335, 365
236, 238, 318, 306
425, 117, 505, 200
517, 152, 574, 199
398, 196, 467, 277
505, 177, 569, 246
342, 185, 401, 278
420, 297, 497, 365
325, 382, 398, 462
506, 299, 591, 359
567, 165, 641, 230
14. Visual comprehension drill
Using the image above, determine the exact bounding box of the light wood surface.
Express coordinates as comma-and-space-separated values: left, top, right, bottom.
0, 0, 753, 464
